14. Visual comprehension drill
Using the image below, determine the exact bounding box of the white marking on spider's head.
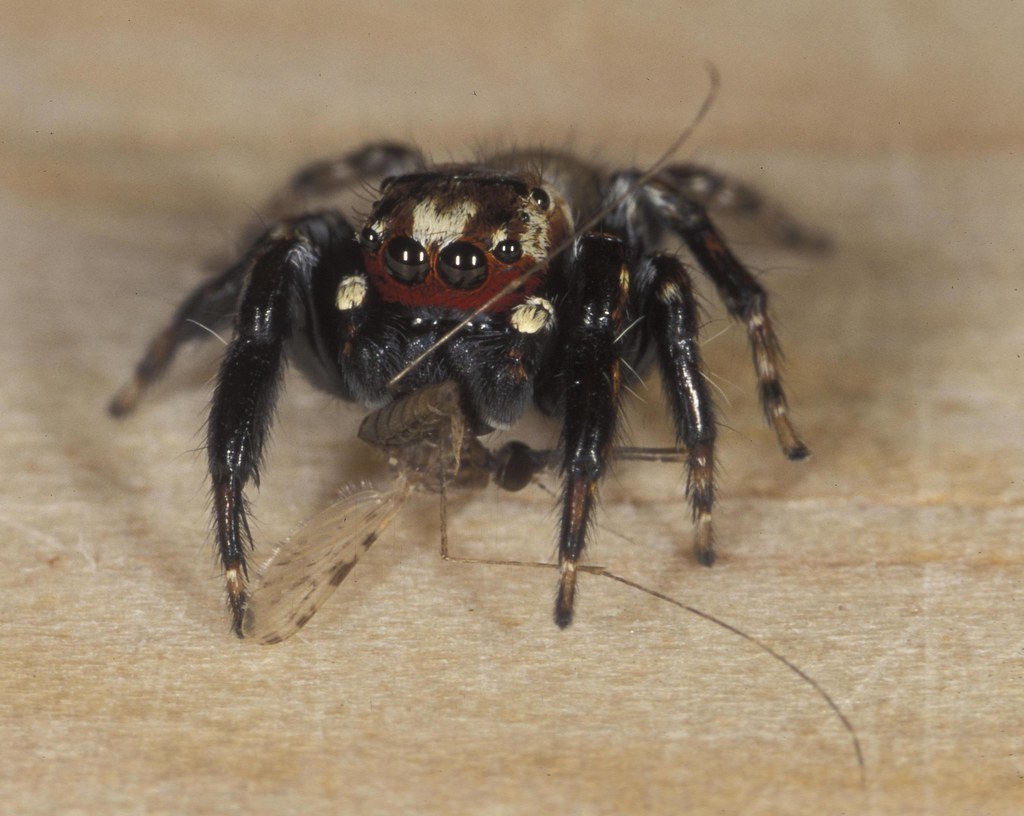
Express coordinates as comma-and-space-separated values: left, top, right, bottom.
518, 185, 570, 261
489, 227, 510, 247
335, 275, 367, 311
509, 296, 555, 335
411, 198, 478, 249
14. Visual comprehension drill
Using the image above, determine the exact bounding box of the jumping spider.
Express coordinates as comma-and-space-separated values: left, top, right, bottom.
110, 141, 823, 636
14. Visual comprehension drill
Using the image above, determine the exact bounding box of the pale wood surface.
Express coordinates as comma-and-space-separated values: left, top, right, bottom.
2, 3, 1023, 814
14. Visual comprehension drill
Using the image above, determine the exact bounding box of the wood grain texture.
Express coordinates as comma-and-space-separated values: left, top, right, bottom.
2, 2, 1022, 814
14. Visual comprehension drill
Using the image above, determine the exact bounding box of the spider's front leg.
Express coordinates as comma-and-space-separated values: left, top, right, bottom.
207, 212, 357, 635
555, 233, 630, 627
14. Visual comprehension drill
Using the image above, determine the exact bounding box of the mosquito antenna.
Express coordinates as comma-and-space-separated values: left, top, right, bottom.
434, 541, 862, 785
587, 565, 866, 786
388, 65, 721, 392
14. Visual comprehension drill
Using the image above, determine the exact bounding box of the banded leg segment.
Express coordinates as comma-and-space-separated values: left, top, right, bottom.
675, 206, 811, 460
267, 142, 426, 218
671, 205, 809, 460
556, 234, 630, 627
605, 171, 810, 461
108, 251, 255, 416
645, 254, 718, 564
660, 163, 831, 251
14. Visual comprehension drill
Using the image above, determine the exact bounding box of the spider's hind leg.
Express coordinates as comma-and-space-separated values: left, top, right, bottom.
661, 163, 831, 251
108, 249, 256, 416
673, 200, 809, 460
609, 171, 811, 460
109, 143, 424, 417
267, 142, 426, 217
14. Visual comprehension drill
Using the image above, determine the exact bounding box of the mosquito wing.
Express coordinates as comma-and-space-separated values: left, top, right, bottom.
241, 479, 410, 644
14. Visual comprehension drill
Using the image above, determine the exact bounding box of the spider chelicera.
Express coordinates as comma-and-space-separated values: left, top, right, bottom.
110, 141, 824, 637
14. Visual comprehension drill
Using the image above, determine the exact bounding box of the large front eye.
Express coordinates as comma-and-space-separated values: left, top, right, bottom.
438, 242, 488, 289
385, 237, 429, 283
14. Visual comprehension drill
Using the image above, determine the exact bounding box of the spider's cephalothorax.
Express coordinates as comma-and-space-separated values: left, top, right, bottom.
110, 141, 822, 635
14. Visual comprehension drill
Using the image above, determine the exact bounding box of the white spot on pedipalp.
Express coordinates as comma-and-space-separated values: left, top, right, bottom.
509, 296, 555, 334
335, 275, 367, 311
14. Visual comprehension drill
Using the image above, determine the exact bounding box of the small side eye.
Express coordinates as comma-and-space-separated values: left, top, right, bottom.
359, 227, 381, 249
529, 187, 550, 210
385, 237, 429, 283
492, 239, 523, 264
438, 242, 488, 289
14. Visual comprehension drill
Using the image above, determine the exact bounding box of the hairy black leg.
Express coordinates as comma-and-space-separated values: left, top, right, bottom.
555, 234, 630, 627
605, 171, 810, 460
108, 252, 256, 416
207, 214, 345, 635
644, 254, 718, 564
668, 200, 809, 460
660, 164, 831, 251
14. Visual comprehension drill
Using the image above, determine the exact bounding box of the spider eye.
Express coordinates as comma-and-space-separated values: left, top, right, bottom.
492, 239, 523, 264
385, 237, 429, 283
529, 187, 550, 210
359, 227, 381, 249
438, 242, 488, 289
